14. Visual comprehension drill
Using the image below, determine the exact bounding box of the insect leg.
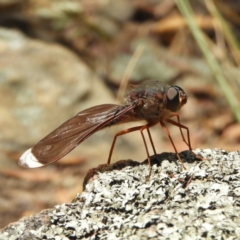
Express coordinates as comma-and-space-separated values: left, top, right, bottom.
146, 127, 157, 155
107, 122, 156, 178
108, 125, 143, 164
166, 118, 203, 160
169, 113, 190, 148
139, 123, 157, 179
168, 114, 191, 150
159, 120, 186, 170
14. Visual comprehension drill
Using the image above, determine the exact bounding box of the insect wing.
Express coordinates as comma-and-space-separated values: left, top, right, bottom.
19, 104, 136, 168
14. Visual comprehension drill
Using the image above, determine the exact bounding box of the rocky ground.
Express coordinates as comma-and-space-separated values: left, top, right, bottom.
1, 149, 240, 239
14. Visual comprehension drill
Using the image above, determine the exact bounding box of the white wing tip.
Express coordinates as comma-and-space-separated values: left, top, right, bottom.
18, 148, 44, 168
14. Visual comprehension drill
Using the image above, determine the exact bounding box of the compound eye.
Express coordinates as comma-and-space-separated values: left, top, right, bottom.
165, 87, 180, 112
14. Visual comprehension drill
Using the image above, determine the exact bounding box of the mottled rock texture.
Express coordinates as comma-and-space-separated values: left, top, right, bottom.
1, 149, 240, 240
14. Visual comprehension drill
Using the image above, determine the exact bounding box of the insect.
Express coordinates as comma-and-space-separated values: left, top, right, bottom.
19, 80, 196, 177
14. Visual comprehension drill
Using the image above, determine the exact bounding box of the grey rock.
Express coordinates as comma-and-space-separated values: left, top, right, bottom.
0, 149, 240, 239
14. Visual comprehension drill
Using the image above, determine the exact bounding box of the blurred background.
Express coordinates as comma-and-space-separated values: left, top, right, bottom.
0, 0, 240, 228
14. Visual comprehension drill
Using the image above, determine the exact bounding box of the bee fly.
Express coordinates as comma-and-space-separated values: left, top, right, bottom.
19, 80, 198, 177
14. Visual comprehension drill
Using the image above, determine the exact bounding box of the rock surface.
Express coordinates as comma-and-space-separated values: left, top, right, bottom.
1, 149, 240, 240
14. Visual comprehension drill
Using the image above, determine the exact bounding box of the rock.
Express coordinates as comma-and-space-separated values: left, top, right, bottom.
1, 149, 240, 239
